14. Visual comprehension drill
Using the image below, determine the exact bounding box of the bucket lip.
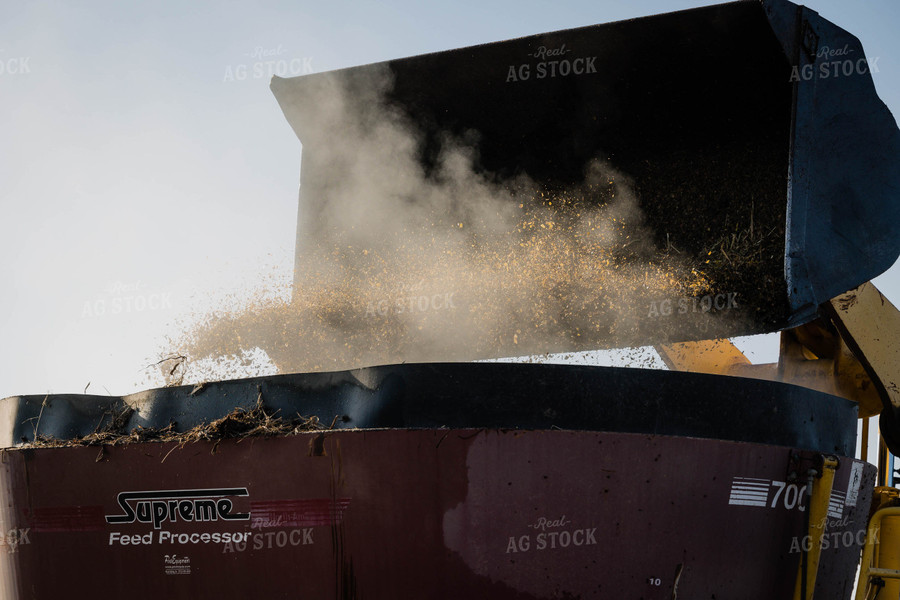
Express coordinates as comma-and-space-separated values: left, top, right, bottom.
2, 362, 857, 456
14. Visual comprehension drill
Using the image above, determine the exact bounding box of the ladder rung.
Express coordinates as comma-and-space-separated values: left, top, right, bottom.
865, 568, 900, 579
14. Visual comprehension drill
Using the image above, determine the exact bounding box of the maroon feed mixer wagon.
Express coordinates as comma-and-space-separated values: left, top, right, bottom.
2, 1, 900, 598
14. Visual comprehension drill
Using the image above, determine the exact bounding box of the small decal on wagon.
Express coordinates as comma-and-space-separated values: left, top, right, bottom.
727, 477, 847, 518
164, 553, 191, 575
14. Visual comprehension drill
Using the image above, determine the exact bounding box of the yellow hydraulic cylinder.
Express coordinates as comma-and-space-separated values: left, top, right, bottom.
794, 456, 839, 600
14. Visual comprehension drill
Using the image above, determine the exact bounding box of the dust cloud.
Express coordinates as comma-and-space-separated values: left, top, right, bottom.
153, 66, 729, 385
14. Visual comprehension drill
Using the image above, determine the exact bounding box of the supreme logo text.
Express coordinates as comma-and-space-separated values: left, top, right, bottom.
106, 488, 251, 530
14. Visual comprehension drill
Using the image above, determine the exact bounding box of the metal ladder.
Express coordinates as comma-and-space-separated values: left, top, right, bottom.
855, 503, 900, 600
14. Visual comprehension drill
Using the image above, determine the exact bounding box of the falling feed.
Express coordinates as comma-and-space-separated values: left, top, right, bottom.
155, 67, 781, 385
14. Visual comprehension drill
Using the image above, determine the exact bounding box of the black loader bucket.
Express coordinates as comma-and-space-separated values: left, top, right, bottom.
270, 0, 900, 370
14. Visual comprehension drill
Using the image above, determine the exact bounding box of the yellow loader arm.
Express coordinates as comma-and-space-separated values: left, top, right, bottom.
656, 281, 900, 452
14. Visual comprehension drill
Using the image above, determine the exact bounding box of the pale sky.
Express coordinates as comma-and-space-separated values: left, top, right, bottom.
1, 0, 898, 400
